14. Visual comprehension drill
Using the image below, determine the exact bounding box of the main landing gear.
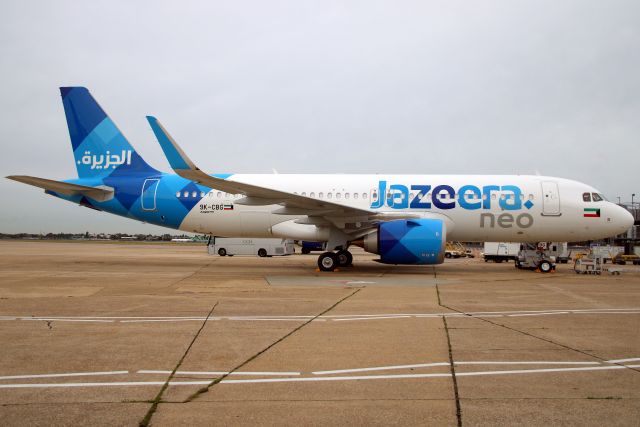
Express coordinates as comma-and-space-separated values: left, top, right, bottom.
318, 249, 353, 272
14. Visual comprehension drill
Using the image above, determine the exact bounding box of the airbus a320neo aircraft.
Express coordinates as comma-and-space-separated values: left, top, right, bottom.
7, 88, 634, 271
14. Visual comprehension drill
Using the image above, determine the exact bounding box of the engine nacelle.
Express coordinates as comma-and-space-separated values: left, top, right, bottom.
362, 219, 446, 265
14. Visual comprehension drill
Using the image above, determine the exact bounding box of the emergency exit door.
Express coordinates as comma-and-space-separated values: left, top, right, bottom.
541, 181, 561, 216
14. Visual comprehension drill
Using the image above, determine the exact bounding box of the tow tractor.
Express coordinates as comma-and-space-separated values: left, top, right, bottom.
515, 244, 556, 273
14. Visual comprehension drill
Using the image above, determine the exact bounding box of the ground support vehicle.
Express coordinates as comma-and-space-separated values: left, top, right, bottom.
515, 249, 556, 273
208, 237, 295, 257
445, 242, 465, 259
483, 242, 521, 263
612, 253, 640, 265
574, 255, 604, 275
299, 241, 326, 254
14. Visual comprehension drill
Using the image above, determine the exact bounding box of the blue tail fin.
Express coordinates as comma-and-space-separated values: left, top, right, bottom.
60, 87, 158, 178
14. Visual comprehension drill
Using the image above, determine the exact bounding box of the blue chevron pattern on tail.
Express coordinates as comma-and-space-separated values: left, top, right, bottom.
60, 87, 158, 178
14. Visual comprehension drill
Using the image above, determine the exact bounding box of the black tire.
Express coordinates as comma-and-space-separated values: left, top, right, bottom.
445, 253, 452, 259
495, 259, 503, 263
218, 248, 227, 257
301, 248, 310, 255
258, 248, 267, 257
318, 252, 338, 272
336, 250, 353, 267
539, 260, 552, 273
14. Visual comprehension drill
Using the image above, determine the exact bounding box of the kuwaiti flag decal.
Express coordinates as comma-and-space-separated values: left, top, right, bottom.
584, 208, 600, 218
223, 204, 234, 210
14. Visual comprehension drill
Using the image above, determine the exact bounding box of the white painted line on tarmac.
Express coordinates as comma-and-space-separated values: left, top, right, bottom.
507, 312, 570, 317
120, 319, 217, 323
606, 358, 640, 363
313, 362, 450, 375
22, 318, 115, 323
138, 370, 301, 376
1, 364, 639, 389
333, 316, 412, 322
455, 361, 600, 365
0, 381, 208, 389
1, 308, 638, 325
454, 364, 640, 377
0, 371, 128, 380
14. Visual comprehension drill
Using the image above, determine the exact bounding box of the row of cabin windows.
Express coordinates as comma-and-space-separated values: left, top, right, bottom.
175, 191, 536, 202
176, 191, 245, 199
583, 192, 605, 202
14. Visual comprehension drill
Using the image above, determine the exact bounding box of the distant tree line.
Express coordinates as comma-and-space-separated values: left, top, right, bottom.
0, 232, 206, 241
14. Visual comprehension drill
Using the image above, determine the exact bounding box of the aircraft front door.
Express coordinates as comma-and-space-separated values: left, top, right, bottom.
141, 179, 160, 211
541, 181, 561, 216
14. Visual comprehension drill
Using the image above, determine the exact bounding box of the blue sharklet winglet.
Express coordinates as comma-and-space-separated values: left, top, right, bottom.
146, 116, 194, 171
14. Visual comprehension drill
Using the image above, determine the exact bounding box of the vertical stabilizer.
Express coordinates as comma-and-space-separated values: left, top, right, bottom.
60, 87, 158, 178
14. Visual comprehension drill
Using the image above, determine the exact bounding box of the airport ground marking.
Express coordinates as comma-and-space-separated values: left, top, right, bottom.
138, 370, 301, 376
313, 363, 451, 375
2, 360, 640, 390
0, 371, 128, 380
2, 308, 639, 325
3, 364, 640, 389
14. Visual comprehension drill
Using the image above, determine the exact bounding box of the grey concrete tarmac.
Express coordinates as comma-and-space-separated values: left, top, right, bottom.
0, 241, 638, 426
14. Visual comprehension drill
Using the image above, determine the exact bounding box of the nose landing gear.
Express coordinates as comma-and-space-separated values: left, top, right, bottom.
317, 249, 353, 271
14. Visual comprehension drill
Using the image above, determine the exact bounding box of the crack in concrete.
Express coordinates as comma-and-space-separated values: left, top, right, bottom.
183, 287, 363, 403
139, 301, 219, 427
434, 279, 640, 377
435, 272, 463, 427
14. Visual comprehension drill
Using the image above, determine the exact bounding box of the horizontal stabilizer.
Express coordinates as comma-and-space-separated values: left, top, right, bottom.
6, 175, 114, 202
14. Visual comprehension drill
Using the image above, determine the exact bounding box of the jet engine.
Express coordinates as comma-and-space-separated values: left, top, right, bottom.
357, 219, 446, 265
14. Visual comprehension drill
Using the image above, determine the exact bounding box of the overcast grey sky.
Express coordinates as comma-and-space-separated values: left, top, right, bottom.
1, 0, 638, 233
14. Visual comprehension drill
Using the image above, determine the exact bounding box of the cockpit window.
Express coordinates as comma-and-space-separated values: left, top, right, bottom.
592, 193, 603, 202
582, 192, 591, 202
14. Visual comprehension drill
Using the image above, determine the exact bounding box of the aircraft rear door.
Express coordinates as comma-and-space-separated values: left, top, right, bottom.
541, 181, 561, 216
141, 179, 160, 211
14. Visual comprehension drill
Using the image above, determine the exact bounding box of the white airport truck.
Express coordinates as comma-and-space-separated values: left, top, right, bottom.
208, 237, 295, 257
482, 242, 521, 263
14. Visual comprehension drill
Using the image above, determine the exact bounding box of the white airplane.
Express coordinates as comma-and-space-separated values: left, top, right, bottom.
7, 88, 634, 271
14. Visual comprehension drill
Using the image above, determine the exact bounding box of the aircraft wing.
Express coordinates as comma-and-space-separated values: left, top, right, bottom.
147, 117, 378, 216
6, 175, 114, 202
146, 116, 429, 235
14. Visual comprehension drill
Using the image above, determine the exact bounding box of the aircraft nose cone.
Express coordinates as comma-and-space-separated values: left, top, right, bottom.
616, 204, 635, 232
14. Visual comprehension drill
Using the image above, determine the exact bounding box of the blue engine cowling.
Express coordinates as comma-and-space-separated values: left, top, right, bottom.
363, 219, 446, 265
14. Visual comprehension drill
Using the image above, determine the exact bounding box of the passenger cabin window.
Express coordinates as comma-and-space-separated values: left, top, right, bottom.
354, 193, 358, 199
183, 191, 189, 198
310, 192, 315, 198
592, 193, 603, 202
363, 193, 367, 199
319, 192, 324, 199
176, 191, 181, 198
583, 192, 591, 202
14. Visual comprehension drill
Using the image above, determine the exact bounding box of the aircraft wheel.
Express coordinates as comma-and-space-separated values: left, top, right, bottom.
539, 260, 552, 273
218, 248, 227, 257
318, 252, 338, 272
258, 248, 268, 258
336, 250, 353, 267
